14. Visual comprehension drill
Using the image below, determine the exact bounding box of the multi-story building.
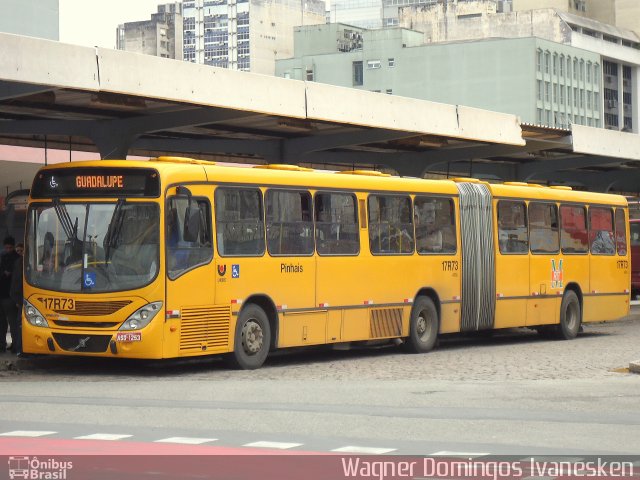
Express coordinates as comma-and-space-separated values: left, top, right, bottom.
276, 18, 638, 132
396, 2, 639, 131
182, 0, 325, 75
117, 3, 183, 60
513, 0, 639, 37
328, 0, 384, 29
0, 0, 59, 40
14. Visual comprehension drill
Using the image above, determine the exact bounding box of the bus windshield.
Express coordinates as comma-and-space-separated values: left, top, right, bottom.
26, 201, 159, 293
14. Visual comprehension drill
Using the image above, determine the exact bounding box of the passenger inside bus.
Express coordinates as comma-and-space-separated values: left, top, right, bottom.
415, 202, 443, 253
497, 201, 529, 253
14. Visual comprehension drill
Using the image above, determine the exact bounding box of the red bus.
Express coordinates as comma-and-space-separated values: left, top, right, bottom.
630, 219, 640, 297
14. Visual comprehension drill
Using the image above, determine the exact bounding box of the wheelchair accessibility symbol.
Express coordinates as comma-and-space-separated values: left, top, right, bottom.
84, 272, 96, 288
232, 264, 240, 278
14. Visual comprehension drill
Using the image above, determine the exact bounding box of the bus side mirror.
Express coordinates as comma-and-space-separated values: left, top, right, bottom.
183, 200, 201, 243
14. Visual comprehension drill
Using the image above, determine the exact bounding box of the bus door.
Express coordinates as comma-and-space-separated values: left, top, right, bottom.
314, 192, 362, 343
587, 206, 623, 321
495, 200, 529, 328
527, 202, 560, 326
164, 187, 217, 358
260, 189, 319, 347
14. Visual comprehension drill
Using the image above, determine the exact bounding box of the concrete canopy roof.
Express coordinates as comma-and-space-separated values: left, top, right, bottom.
1, 32, 640, 193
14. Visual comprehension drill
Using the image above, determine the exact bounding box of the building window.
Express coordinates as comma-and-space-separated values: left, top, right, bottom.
553, 54, 558, 75
545, 82, 551, 102
388, 58, 395, 67
537, 80, 543, 101
559, 55, 564, 76
586, 62, 592, 83
386, 89, 393, 94
352, 61, 363, 86
545, 51, 550, 74
306, 68, 314, 81
367, 60, 381, 69
537, 49, 543, 72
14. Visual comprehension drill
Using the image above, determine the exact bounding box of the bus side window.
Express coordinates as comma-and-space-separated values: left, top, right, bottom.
615, 208, 627, 256
368, 195, 414, 255
589, 207, 615, 255
265, 190, 314, 256
497, 200, 528, 254
167, 196, 213, 279
529, 202, 559, 254
314, 192, 359, 256
415, 196, 456, 254
560, 204, 588, 254
215, 187, 265, 257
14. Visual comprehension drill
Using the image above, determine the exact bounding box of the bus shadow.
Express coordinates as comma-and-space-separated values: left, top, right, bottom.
16, 326, 616, 376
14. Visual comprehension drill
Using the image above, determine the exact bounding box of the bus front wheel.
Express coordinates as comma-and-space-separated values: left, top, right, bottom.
403, 296, 439, 353
225, 304, 271, 370
556, 290, 581, 340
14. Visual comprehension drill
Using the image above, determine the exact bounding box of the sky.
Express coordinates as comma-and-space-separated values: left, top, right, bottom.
59, 0, 166, 49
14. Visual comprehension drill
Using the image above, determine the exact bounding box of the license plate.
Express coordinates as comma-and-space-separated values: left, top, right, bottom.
115, 332, 142, 342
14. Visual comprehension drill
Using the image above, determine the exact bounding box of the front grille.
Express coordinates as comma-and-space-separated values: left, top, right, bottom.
370, 307, 403, 338
52, 333, 112, 353
52, 320, 119, 328
180, 305, 230, 352
51, 300, 132, 316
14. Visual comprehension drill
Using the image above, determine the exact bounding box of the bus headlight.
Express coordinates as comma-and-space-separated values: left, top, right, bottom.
24, 300, 49, 328
119, 302, 162, 331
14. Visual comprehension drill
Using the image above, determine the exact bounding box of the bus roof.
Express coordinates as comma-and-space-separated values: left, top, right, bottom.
31, 158, 628, 207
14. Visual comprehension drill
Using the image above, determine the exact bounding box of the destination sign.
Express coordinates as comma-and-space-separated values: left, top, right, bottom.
31, 168, 160, 198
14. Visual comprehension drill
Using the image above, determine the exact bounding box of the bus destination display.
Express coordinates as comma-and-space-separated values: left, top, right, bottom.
31, 168, 160, 198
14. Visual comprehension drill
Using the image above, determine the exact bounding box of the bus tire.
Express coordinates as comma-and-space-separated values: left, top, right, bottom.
556, 290, 581, 340
403, 296, 439, 353
225, 304, 271, 370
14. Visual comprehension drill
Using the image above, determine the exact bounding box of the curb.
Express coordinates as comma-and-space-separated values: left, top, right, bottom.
630, 360, 640, 374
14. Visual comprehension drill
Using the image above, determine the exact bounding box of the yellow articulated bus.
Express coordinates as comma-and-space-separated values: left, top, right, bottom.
22, 157, 630, 369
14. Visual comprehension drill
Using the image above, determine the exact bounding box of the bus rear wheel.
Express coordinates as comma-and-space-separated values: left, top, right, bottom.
403, 296, 439, 353
225, 304, 271, 370
555, 290, 581, 340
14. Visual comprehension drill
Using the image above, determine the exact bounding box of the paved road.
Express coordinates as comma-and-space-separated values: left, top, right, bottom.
0, 312, 639, 457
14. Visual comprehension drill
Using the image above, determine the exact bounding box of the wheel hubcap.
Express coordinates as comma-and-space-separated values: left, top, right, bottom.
242, 320, 263, 355
416, 311, 432, 342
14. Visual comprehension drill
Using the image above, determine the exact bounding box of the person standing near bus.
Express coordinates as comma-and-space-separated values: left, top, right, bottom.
9, 244, 23, 355
0, 236, 19, 353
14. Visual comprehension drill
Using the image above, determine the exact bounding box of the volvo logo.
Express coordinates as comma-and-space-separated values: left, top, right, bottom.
71, 337, 91, 351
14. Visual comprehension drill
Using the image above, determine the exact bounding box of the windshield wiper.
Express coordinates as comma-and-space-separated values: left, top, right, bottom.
53, 198, 77, 243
